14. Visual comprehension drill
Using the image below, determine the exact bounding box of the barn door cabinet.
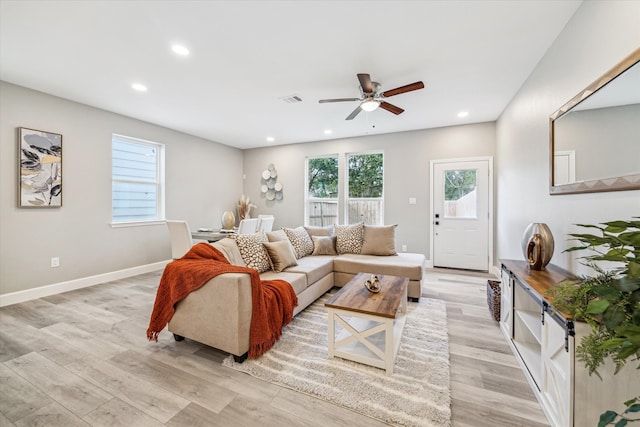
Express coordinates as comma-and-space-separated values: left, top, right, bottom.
499, 259, 639, 427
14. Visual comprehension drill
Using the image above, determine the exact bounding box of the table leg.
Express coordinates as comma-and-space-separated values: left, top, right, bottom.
327, 308, 335, 358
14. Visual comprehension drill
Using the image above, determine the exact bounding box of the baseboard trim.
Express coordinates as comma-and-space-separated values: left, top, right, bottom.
0, 260, 169, 307
425, 259, 434, 269
490, 265, 501, 277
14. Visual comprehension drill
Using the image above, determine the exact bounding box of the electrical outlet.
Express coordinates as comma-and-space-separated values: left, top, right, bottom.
409, 197, 417, 205
51, 257, 60, 268
401, 245, 407, 252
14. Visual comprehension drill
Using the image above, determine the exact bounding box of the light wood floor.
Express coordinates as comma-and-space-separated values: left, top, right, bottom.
0, 269, 549, 426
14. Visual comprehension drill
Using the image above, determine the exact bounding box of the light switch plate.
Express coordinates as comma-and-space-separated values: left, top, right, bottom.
409, 197, 416, 205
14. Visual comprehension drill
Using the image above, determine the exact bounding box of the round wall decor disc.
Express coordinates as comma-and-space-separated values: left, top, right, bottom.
262, 170, 271, 180
266, 189, 276, 200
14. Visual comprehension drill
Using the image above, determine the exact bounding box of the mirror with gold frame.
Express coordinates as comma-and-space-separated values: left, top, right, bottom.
549, 48, 640, 195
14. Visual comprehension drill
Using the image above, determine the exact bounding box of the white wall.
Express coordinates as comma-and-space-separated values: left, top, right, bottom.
0, 82, 243, 295
242, 122, 496, 258
496, 0, 640, 275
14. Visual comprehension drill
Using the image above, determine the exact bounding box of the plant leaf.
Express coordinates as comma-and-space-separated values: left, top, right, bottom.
603, 305, 626, 329
623, 397, 638, 407
626, 403, 640, 413
586, 299, 610, 314
614, 418, 628, 427
599, 410, 618, 427
628, 261, 640, 279
619, 231, 640, 247
610, 277, 640, 292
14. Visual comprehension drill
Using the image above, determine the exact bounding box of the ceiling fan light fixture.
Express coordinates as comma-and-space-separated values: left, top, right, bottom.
360, 99, 380, 112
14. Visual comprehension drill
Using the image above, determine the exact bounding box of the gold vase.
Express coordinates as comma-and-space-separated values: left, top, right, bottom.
521, 223, 554, 270
221, 211, 235, 230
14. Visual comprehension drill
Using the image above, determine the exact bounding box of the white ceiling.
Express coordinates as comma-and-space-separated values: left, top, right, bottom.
0, 0, 582, 149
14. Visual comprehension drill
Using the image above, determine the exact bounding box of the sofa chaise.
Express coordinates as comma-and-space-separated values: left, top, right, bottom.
168, 223, 426, 361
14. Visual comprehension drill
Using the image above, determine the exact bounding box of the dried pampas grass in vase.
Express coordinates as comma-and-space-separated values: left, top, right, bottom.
237, 194, 256, 220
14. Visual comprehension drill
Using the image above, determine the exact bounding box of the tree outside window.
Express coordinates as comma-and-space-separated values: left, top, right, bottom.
306, 156, 338, 226
347, 152, 383, 224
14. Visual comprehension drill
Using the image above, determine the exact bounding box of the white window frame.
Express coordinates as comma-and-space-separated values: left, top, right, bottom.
110, 134, 165, 227
304, 154, 339, 227
345, 151, 384, 225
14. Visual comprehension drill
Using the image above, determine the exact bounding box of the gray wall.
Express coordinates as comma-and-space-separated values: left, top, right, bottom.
242, 122, 496, 257
496, 0, 640, 276
0, 82, 243, 294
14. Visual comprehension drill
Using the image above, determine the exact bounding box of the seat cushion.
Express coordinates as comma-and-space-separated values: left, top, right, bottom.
285, 255, 334, 285
333, 253, 425, 281
260, 271, 308, 295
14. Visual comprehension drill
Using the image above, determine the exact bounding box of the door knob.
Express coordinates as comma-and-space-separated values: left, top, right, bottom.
435, 221, 439, 225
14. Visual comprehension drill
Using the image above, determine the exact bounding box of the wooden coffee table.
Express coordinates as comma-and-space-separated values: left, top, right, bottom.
325, 273, 409, 374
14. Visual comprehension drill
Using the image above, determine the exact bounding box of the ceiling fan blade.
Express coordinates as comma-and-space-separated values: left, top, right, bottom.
380, 101, 404, 115
382, 81, 425, 97
318, 98, 360, 103
346, 105, 363, 120
357, 73, 373, 94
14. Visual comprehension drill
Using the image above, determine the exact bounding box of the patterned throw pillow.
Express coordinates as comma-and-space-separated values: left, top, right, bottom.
335, 223, 364, 254
282, 226, 314, 259
233, 231, 271, 273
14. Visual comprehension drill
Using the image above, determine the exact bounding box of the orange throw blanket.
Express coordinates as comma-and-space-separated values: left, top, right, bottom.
146, 242, 298, 358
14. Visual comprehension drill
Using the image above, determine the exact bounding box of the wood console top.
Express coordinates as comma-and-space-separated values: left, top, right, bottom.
501, 259, 576, 317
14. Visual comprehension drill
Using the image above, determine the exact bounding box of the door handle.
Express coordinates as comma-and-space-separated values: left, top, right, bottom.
434, 221, 439, 225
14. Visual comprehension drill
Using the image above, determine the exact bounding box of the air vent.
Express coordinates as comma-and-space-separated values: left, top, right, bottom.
280, 94, 303, 104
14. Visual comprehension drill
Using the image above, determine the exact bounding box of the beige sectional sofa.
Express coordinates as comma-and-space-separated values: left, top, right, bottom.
168, 224, 426, 361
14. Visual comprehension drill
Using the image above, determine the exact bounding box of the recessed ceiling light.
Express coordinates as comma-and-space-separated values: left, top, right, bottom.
131, 83, 148, 92
171, 44, 190, 56
266, 136, 275, 142
324, 129, 332, 135
457, 111, 469, 118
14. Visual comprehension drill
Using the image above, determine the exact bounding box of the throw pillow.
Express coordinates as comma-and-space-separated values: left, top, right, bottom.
304, 225, 334, 237
361, 224, 398, 256
233, 231, 271, 273
211, 237, 247, 267
282, 226, 314, 259
335, 223, 364, 254
266, 229, 288, 242
263, 240, 298, 272
311, 235, 337, 256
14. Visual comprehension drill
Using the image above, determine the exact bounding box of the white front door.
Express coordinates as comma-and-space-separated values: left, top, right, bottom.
431, 159, 491, 271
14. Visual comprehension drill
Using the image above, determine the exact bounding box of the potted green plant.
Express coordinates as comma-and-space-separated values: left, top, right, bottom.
545, 219, 639, 426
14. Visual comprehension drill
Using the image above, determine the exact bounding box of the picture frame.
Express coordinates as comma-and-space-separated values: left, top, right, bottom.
18, 127, 62, 207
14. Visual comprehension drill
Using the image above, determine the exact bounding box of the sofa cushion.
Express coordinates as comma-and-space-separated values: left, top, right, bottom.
361, 224, 398, 256
260, 270, 308, 295
333, 253, 425, 281
304, 225, 333, 237
211, 237, 247, 267
233, 232, 271, 273
263, 240, 298, 272
285, 255, 334, 285
311, 235, 337, 255
335, 223, 364, 254
283, 226, 314, 259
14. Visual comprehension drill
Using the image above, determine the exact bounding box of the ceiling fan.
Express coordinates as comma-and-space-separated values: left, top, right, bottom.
319, 73, 425, 120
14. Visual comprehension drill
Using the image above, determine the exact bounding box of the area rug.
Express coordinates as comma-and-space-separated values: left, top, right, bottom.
223, 292, 451, 427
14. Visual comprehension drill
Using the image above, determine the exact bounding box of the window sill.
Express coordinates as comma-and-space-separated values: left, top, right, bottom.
110, 220, 166, 228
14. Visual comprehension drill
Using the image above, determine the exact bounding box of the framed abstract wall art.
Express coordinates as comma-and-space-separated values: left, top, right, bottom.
18, 127, 62, 207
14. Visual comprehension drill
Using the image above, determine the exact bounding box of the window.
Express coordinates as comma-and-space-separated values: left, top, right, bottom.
346, 152, 383, 225
111, 134, 165, 224
305, 155, 338, 226
443, 168, 477, 218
